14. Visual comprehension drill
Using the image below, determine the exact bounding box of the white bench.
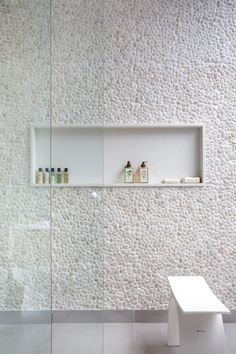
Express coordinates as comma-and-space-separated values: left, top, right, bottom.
167, 276, 230, 354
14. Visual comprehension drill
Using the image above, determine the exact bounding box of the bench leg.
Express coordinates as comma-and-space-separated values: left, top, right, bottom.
179, 313, 227, 354
167, 295, 180, 346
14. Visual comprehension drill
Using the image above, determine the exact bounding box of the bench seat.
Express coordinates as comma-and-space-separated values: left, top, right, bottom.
168, 276, 230, 314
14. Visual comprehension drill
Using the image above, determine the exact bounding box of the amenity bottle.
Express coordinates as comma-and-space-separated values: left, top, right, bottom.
44, 168, 50, 184
124, 161, 134, 183
140, 161, 148, 183
36, 168, 44, 184
63, 168, 69, 184
57, 168, 62, 183
50, 168, 56, 184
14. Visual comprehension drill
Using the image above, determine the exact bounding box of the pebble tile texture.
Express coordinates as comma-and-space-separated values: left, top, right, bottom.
0, 0, 236, 310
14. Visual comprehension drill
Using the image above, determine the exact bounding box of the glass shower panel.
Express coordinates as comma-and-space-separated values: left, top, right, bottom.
51, 0, 104, 353
0, 1, 52, 354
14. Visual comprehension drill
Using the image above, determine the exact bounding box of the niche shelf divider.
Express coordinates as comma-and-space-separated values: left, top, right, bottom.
31, 124, 205, 187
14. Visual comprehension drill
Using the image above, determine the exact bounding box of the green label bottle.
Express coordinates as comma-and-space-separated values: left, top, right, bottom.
57, 168, 62, 184
124, 161, 134, 183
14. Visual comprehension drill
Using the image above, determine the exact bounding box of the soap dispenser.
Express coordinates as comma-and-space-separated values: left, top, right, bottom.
140, 161, 148, 183
124, 161, 134, 183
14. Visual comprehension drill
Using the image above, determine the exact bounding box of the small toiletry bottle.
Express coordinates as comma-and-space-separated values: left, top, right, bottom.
63, 168, 69, 184
124, 161, 134, 183
61, 170, 64, 184
44, 168, 50, 184
57, 168, 62, 184
50, 168, 56, 184
140, 161, 148, 183
36, 168, 44, 184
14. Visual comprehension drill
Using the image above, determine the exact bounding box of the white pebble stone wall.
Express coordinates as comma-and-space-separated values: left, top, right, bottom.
0, 187, 51, 310
52, 188, 104, 309
1, 0, 236, 310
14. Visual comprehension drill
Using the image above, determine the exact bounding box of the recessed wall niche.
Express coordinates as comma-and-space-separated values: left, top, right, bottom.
31, 124, 205, 187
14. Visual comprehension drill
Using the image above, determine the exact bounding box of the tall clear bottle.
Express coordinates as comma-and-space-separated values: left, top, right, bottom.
124, 161, 134, 183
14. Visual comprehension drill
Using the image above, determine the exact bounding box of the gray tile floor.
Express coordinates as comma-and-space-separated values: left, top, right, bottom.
0, 323, 235, 354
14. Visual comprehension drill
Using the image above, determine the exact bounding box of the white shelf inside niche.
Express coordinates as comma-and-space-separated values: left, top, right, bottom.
33, 183, 204, 188
31, 124, 205, 187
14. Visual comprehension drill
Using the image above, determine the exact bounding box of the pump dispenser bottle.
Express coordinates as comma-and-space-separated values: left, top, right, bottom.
140, 161, 148, 183
124, 161, 134, 183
